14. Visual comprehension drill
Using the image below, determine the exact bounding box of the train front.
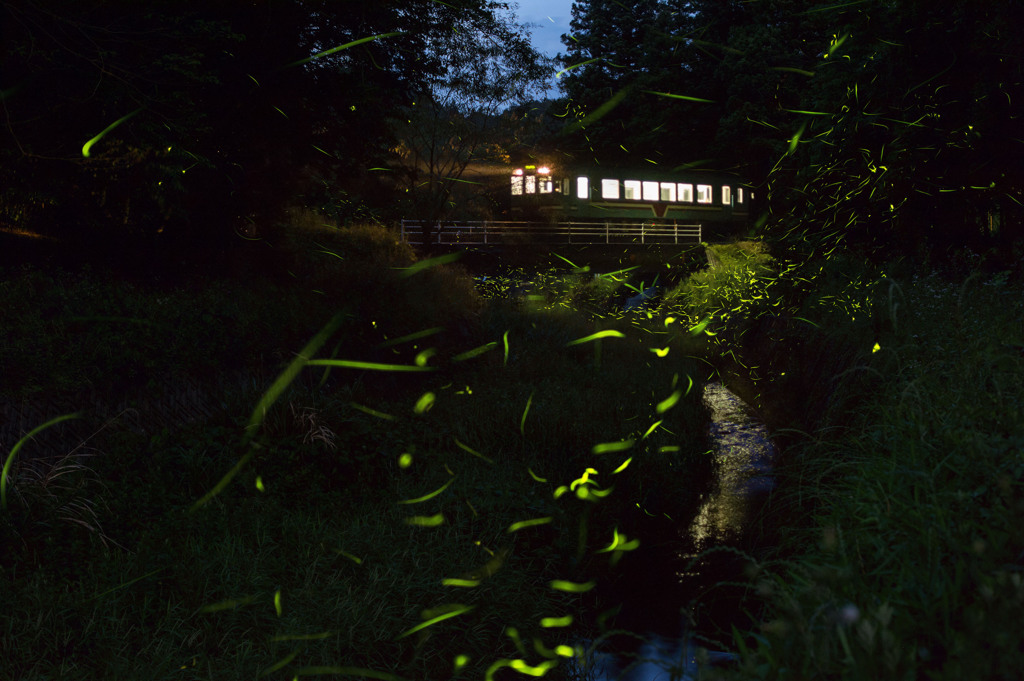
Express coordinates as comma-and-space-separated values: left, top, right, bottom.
509, 165, 565, 222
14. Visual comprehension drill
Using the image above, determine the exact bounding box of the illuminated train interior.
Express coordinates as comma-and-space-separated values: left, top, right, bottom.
510, 165, 751, 228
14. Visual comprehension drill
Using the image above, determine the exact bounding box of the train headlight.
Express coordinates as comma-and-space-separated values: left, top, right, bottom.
538, 166, 551, 175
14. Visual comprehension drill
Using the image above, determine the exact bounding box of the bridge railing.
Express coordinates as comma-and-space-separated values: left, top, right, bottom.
400, 220, 702, 246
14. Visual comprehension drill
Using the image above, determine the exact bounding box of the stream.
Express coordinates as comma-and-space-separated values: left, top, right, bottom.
581, 381, 777, 681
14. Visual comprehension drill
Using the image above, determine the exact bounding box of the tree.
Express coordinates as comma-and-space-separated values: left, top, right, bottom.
0, 0, 550, 263
390, 3, 550, 239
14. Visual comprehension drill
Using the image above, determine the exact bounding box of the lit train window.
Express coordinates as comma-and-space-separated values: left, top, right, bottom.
642, 181, 659, 201
511, 176, 523, 195
660, 182, 676, 202
624, 180, 641, 200
678, 184, 693, 202
601, 179, 620, 199
722, 186, 732, 205
526, 175, 536, 194
697, 184, 713, 204
539, 179, 553, 194
737, 188, 744, 203
576, 177, 589, 199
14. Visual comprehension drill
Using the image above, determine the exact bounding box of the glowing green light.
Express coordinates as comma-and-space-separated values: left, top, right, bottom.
527, 467, 547, 483
641, 421, 662, 439
274, 590, 282, 617
592, 440, 634, 454
454, 438, 493, 463
540, 615, 573, 628
520, 392, 534, 436
335, 550, 363, 564
549, 580, 595, 593
656, 390, 682, 414
452, 342, 497, 362
508, 517, 553, 532
405, 514, 445, 527
255, 476, 265, 492
567, 330, 626, 346
414, 392, 435, 414
3, 413, 81, 511
399, 478, 453, 505
399, 453, 413, 468
81, 107, 143, 157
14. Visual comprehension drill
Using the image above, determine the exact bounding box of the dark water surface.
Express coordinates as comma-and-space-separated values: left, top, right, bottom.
581, 381, 776, 681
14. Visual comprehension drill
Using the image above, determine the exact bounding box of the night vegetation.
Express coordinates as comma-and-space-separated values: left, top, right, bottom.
2, 0, 1023, 679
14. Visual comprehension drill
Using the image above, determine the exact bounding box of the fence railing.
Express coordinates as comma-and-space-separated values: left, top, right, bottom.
400, 220, 702, 246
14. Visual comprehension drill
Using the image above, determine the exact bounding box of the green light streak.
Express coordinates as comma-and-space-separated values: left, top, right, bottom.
259, 650, 299, 677
540, 615, 573, 628
307, 359, 434, 372
520, 392, 534, 436
549, 580, 595, 593
81, 107, 143, 157
350, 402, 397, 420
508, 517, 553, 532
641, 421, 663, 439
413, 392, 435, 414
397, 251, 462, 278
593, 440, 634, 454
454, 438, 494, 464
527, 467, 547, 483
285, 32, 403, 68
452, 342, 497, 362
657, 390, 681, 414
2, 412, 81, 510
567, 330, 625, 346
404, 513, 445, 527
642, 90, 714, 104
398, 478, 454, 505
396, 604, 474, 639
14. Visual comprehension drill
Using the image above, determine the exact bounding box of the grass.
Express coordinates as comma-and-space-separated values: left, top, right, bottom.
665, 241, 1024, 680
1, 216, 716, 680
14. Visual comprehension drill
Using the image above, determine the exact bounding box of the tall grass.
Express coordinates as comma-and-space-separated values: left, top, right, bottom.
669, 241, 1024, 679
1, 216, 715, 679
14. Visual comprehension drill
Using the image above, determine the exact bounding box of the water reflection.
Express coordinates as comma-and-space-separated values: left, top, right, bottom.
584, 382, 774, 680
583, 633, 738, 681
689, 382, 776, 551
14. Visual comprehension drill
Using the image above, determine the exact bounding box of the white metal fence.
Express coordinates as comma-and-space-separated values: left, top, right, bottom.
400, 220, 702, 246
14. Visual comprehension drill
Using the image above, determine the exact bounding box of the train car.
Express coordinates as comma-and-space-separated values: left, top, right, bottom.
509, 164, 751, 235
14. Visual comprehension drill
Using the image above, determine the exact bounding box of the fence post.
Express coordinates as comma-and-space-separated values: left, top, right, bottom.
483, 220, 488, 245
674, 222, 678, 245
605, 221, 609, 244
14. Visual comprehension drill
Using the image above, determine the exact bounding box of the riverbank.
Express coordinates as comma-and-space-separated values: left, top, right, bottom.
677, 245, 1024, 679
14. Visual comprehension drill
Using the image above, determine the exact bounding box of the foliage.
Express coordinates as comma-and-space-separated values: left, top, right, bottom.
708, 262, 1024, 680
391, 5, 552, 226
0, 0, 550, 249
557, 0, 1024, 254
1, 226, 715, 680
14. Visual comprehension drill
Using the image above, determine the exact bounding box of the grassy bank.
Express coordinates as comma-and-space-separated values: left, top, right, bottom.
1, 216, 714, 679
662, 242, 1024, 679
